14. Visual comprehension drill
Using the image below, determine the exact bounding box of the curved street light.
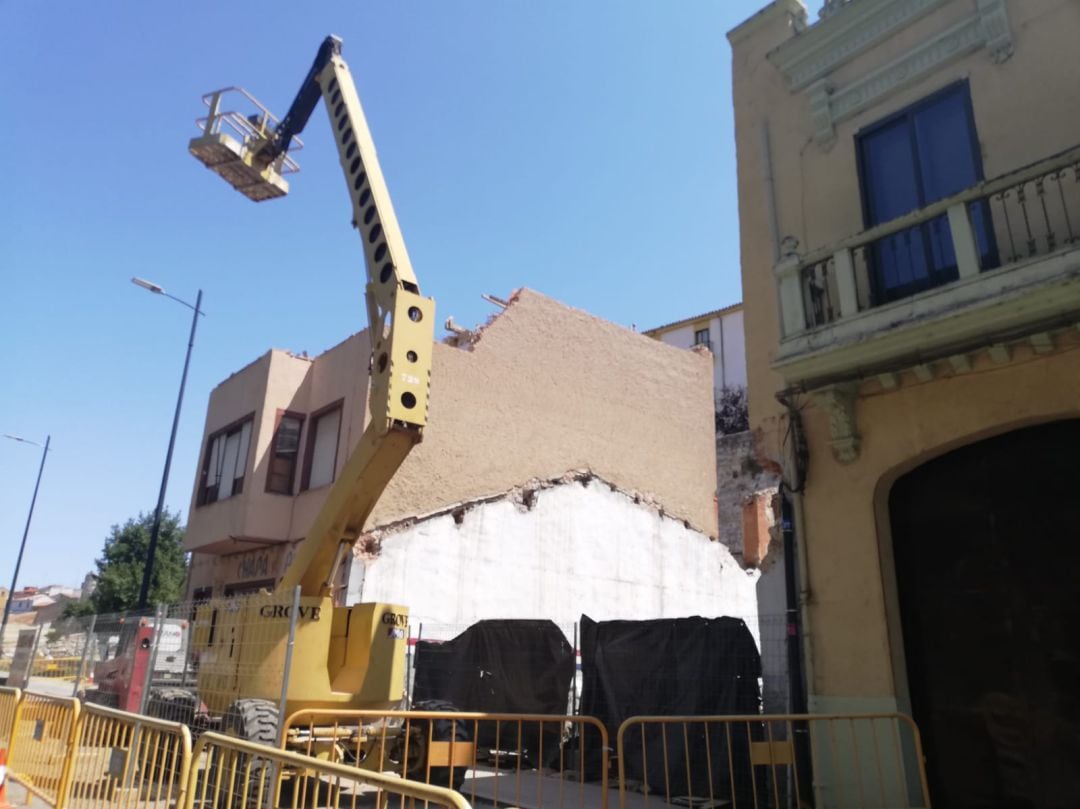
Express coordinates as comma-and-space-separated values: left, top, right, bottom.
131, 278, 205, 611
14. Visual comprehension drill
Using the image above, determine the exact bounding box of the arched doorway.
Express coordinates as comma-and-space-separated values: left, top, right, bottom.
889, 420, 1080, 808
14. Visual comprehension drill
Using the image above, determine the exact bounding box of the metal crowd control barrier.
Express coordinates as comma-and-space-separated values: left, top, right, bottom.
617, 713, 932, 809
63, 702, 192, 809
187, 730, 472, 809
0, 686, 20, 749
283, 709, 611, 809
8, 691, 81, 806
32, 658, 83, 680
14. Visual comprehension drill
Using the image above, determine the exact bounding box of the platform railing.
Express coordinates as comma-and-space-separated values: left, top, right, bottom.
194, 86, 303, 175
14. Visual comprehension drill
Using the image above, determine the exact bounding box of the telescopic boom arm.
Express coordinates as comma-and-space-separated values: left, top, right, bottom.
189, 36, 436, 598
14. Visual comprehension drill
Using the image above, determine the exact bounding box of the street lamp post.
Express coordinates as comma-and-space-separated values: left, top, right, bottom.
132, 278, 204, 611
0, 433, 50, 657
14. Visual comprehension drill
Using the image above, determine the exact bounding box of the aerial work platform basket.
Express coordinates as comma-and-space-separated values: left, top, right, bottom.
188, 87, 302, 202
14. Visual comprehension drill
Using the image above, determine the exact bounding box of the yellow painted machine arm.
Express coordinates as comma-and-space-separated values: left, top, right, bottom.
277, 44, 436, 597
189, 37, 435, 598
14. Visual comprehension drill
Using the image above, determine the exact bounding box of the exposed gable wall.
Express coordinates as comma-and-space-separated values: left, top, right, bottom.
373, 289, 719, 538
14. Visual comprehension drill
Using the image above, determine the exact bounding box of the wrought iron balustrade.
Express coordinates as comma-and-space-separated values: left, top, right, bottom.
781, 145, 1080, 335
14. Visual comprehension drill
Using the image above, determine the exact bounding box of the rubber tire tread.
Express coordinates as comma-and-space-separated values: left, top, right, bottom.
227, 699, 279, 745
147, 687, 197, 724
410, 699, 470, 792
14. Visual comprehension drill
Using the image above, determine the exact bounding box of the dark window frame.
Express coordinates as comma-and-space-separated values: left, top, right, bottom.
855, 80, 998, 304
265, 409, 306, 495
300, 399, 344, 492
196, 411, 255, 507
693, 327, 711, 347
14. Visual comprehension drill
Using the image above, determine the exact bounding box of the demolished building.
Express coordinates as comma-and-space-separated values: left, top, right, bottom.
183, 289, 782, 659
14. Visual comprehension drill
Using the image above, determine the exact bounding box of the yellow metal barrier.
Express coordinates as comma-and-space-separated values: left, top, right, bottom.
186, 730, 472, 809
63, 702, 192, 809
283, 708, 610, 809
0, 686, 21, 750
31, 657, 83, 680
8, 691, 81, 806
617, 713, 932, 809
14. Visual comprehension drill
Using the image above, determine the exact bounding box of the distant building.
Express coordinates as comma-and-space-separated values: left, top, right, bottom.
10, 590, 54, 614
644, 303, 746, 392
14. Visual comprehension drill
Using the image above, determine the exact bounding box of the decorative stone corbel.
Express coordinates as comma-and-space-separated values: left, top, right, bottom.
977, 0, 1013, 64
816, 383, 861, 464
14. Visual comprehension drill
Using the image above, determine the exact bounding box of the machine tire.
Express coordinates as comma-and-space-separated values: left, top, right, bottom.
146, 687, 197, 726
223, 699, 279, 744
401, 700, 471, 792
219, 700, 280, 808
82, 689, 120, 709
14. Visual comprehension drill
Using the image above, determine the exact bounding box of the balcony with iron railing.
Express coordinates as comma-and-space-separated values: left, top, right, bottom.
773, 144, 1080, 386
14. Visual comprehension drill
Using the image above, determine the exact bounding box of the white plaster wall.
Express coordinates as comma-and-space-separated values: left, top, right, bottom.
347, 480, 762, 641
719, 310, 747, 391
656, 311, 748, 392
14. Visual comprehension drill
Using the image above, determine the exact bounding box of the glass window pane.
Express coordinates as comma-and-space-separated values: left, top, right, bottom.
268, 416, 303, 494
860, 117, 921, 223
234, 420, 252, 482
913, 91, 979, 201
206, 435, 221, 486
218, 430, 241, 499
308, 409, 341, 489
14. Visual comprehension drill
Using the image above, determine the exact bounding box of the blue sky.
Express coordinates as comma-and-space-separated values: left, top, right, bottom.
1, 1, 824, 590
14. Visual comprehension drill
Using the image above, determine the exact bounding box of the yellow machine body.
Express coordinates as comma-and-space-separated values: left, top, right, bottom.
192, 597, 409, 718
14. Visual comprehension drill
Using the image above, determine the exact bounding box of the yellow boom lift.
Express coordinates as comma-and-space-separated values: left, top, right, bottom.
187, 36, 435, 755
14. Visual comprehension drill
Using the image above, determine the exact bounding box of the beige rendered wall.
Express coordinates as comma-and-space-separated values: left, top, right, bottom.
800, 339, 1080, 709
185, 351, 275, 553
375, 289, 719, 537
283, 330, 372, 540
730, 0, 1080, 709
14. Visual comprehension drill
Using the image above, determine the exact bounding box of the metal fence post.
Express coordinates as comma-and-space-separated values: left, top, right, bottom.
268, 587, 302, 809
71, 613, 98, 697
572, 621, 579, 717
275, 586, 301, 748
411, 621, 423, 708
26, 624, 43, 687
138, 604, 166, 715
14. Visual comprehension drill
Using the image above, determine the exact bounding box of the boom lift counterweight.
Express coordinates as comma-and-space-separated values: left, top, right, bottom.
186, 35, 437, 758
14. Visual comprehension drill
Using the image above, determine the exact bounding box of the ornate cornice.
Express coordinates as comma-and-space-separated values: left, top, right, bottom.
830, 15, 984, 122
795, 0, 1014, 148
768, 0, 949, 90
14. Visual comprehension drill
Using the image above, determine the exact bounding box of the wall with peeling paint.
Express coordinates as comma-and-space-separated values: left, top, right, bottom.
349, 478, 789, 709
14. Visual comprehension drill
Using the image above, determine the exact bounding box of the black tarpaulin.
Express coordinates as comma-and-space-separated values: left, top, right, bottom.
413, 619, 575, 765
577, 614, 762, 798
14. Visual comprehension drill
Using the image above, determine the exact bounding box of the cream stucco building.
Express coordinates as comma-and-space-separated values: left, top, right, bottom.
730, 0, 1080, 805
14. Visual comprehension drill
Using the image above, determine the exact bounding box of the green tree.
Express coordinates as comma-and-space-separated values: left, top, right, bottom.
84, 509, 187, 613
